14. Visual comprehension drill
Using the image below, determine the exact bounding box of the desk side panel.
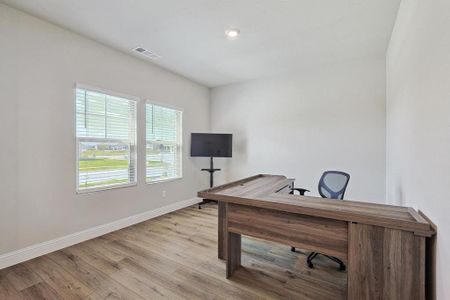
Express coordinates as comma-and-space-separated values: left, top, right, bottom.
227, 203, 348, 260
348, 223, 425, 300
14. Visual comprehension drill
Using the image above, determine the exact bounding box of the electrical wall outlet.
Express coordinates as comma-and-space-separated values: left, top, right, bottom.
162, 190, 166, 197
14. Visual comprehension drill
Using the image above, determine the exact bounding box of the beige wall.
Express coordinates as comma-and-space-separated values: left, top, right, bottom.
211, 58, 387, 203
0, 4, 209, 255
386, 0, 450, 298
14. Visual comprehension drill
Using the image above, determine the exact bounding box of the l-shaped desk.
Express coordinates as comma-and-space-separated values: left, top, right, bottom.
198, 174, 436, 300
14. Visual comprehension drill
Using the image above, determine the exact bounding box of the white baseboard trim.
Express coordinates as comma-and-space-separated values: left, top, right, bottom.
0, 197, 202, 270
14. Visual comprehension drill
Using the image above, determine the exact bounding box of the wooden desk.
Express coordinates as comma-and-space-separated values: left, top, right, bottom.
198, 174, 436, 300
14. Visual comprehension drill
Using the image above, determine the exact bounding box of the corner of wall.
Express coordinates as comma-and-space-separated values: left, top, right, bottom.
207, 87, 213, 132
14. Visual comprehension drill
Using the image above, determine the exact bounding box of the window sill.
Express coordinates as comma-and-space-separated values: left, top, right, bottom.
76, 182, 137, 194
146, 177, 183, 185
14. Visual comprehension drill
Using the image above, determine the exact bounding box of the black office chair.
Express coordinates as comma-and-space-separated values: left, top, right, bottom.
290, 170, 350, 271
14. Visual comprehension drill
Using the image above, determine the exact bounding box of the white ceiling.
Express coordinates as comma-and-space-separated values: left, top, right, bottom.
2, 0, 401, 87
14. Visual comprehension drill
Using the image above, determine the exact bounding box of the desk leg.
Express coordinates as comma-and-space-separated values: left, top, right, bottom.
218, 201, 227, 260
226, 232, 241, 278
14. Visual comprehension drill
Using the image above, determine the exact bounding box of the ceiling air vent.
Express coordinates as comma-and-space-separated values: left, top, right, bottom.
133, 47, 161, 60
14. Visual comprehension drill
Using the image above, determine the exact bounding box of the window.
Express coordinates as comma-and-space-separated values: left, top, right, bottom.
75, 86, 137, 192
146, 103, 182, 183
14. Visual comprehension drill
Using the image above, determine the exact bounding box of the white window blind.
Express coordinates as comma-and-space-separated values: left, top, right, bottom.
76, 86, 137, 192
146, 103, 182, 182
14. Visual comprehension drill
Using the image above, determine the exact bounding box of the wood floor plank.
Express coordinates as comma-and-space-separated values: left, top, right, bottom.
120, 257, 217, 300
84, 236, 128, 262
86, 291, 105, 300
63, 243, 123, 276
0, 204, 346, 300
4, 263, 42, 292
20, 282, 61, 300
25, 256, 92, 300
46, 249, 144, 300
110, 266, 183, 300
0, 268, 23, 299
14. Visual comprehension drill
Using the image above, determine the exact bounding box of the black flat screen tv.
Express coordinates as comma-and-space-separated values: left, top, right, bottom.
191, 133, 232, 158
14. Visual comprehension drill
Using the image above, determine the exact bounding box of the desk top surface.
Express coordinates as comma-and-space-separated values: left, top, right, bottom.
198, 174, 436, 237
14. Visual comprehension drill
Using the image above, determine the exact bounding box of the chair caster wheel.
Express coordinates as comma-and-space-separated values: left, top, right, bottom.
307, 262, 314, 269
291, 247, 296, 252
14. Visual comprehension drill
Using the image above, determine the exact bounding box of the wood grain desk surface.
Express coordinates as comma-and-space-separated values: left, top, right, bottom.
198, 174, 436, 237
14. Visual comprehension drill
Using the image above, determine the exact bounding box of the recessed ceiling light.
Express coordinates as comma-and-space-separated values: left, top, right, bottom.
225, 28, 240, 40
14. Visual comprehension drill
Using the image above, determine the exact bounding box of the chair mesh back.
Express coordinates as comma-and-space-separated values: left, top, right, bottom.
318, 171, 350, 200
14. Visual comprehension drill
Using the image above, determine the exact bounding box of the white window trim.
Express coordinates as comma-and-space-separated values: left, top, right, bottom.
75, 84, 139, 194
145, 100, 183, 184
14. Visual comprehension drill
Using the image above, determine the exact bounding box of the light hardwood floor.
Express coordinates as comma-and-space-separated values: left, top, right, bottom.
0, 204, 347, 299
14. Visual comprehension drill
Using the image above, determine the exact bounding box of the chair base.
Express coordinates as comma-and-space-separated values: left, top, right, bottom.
291, 248, 346, 271
307, 252, 346, 271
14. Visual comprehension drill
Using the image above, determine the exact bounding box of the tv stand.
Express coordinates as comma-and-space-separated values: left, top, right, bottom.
199, 157, 220, 209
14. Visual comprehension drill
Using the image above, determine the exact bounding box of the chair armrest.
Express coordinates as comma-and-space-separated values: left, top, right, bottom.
290, 188, 310, 196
